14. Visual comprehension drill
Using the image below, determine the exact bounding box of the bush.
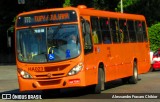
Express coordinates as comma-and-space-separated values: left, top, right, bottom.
148, 23, 160, 51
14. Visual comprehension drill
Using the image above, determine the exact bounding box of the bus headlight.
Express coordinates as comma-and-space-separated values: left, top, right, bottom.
68, 63, 83, 76
18, 68, 32, 79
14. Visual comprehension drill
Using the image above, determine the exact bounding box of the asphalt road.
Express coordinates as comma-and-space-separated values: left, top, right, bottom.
0, 65, 160, 102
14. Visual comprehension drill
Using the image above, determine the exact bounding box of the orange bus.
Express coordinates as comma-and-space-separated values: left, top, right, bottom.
15, 5, 150, 94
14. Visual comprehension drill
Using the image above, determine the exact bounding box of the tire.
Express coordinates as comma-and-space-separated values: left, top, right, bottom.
93, 68, 105, 94
128, 62, 138, 84
122, 77, 129, 84
149, 67, 153, 72
149, 67, 155, 72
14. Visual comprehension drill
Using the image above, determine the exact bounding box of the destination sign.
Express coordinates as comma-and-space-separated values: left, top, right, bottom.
17, 10, 77, 27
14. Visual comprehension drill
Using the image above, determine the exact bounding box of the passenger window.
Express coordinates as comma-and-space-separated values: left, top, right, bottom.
127, 20, 137, 42
142, 21, 148, 42
110, 18, 120, 43
99, 18, 112, 44
81, 17, 93, 54
119, 19, 129, 43
90, 17, 102, 44
135, 21, 143, 42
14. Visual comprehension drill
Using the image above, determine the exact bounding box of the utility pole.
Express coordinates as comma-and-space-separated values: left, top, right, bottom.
121, 0, 123, 13
18, 0, 25, 4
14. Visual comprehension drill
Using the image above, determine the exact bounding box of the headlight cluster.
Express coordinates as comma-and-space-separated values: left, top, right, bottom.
68, 63, 83, 76
17, 68, 32, 79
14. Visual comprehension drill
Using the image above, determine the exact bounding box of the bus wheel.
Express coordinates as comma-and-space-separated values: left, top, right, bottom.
128, 62, 138, 84
122, 77, 129, 84
94, 68, 105, 94
149, 67, 154, 72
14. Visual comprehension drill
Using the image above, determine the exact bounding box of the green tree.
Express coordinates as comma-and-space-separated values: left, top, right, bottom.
148, 23, 160, 51
93, 0, 119, 11
116, 0, 160, 26
63, 0, 72, 7
115, 0, 138, 12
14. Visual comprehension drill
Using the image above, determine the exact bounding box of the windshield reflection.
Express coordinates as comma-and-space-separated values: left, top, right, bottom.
16, 24, 80, 63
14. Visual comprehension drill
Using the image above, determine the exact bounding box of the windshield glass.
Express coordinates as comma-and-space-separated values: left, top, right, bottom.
16, 24, 80, 63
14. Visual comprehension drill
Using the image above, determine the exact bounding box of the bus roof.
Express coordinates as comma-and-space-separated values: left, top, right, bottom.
17, 5, 145, 21
76, 5, 145, 20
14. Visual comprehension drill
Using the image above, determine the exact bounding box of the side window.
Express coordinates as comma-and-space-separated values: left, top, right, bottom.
99, 18, 112, 44
135, 21, 143, 42
153, 50, 160, 57
81, 17, 93, 54
119, 19, 129, 43
90, 17, 102, 44
127, 20, 137, 42
110, 18, 120, 43
142, 21, 148, 42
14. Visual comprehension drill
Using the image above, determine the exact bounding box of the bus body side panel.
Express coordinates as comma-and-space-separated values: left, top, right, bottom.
78, 8, 150, 84
83, 52, 98, 86
100, 44, 116, 81
135, 42, 150, 74
79, 15, 99, 86
105, 44, 133, 81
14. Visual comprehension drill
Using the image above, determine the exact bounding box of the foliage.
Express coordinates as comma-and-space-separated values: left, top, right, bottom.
70, 0, 92, 8
115, 0, 138, 12
93, 0, 119, 11
63, 0, 72, 7
116, 0, 160, 26
93, 0, 109, 10
148, 23, 160, 51
7, 17, 17, 33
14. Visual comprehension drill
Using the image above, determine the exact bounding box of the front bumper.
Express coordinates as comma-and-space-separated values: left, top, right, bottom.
18, 71, 85, 91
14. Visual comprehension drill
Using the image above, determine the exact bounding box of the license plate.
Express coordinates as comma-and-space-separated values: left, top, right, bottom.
28, 66, 45, 72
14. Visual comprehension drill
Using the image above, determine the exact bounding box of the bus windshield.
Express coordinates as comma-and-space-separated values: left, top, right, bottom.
16, 24, 80, 63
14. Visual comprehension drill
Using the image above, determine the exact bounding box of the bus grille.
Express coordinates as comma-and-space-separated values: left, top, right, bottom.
35, 73, 65, 79
44, 64, 70, 72
34, 64, 70, 79
38, 79, 61, 86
